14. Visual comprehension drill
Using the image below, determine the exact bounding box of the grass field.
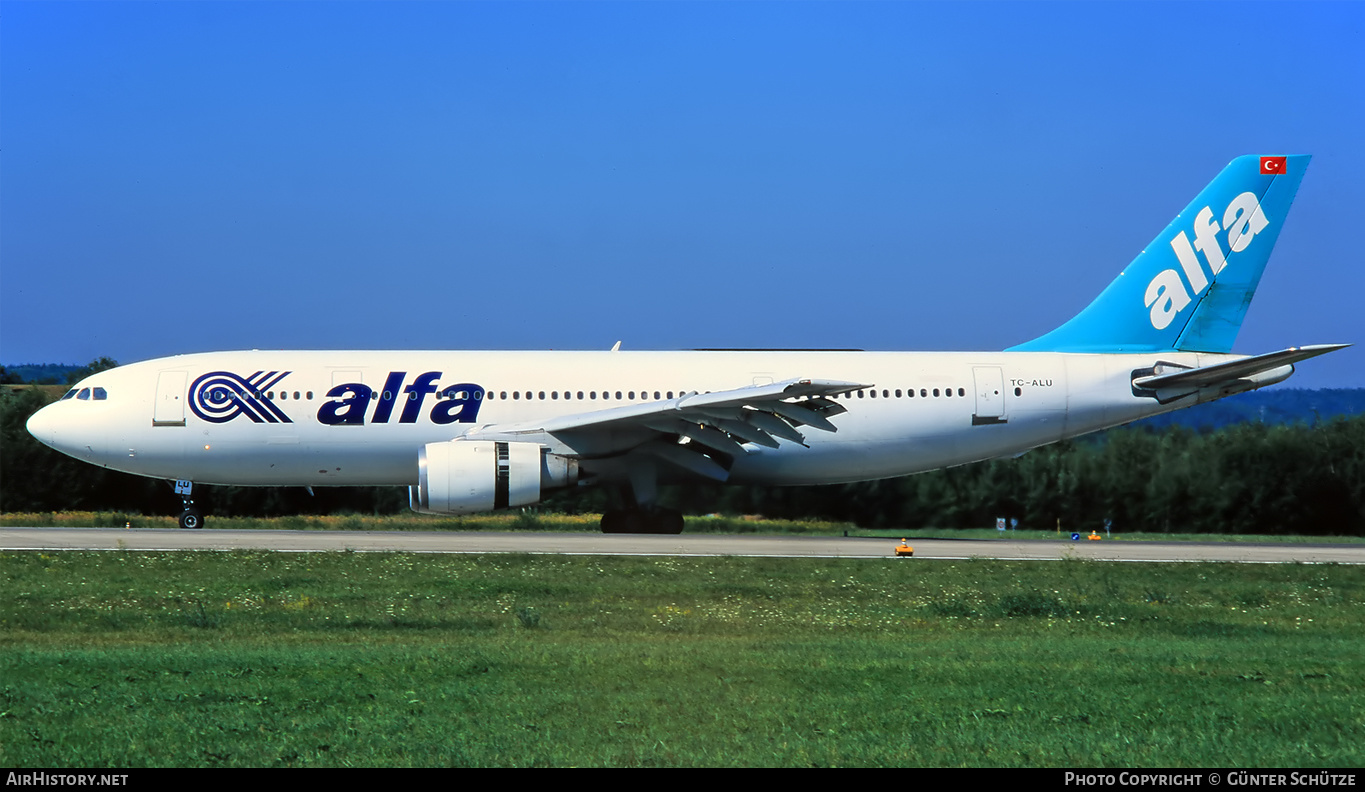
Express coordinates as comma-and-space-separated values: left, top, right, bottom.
1, 549, 1361, 767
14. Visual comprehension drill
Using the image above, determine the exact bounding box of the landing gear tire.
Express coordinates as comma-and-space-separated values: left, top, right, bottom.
601, 509, 643, 534
651, 509, 684, 535
600, 508, 683, 535
179, 508, 204, 530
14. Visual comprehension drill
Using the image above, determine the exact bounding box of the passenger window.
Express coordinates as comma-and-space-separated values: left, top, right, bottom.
895, 389, 902, 398
306, 391, 313, 400
933, 389, 940, 397
959, 388, 965, 397
577, 391, 584, 400
539, 392, 546, 400
513, 392, 520, 400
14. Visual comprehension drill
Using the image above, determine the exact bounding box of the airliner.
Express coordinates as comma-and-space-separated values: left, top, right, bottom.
26, 154, 1347, 533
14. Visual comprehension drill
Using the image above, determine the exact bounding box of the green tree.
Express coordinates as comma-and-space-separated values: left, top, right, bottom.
64, 357, 119, 385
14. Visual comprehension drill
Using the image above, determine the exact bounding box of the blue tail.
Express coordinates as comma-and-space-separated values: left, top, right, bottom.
1010, 154, 1310, 353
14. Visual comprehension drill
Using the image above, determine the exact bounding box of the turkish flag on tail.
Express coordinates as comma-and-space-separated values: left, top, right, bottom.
1261, 156, 1287, 175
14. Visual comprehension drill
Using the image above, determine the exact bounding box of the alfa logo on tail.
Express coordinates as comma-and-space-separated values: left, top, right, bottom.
1144, 191, 1268, 330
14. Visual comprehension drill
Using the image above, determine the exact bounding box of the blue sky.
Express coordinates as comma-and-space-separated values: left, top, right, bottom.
3, 1, 1362, 387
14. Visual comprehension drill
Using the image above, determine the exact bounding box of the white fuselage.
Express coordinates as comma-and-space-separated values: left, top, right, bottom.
28, 348, 1256, 488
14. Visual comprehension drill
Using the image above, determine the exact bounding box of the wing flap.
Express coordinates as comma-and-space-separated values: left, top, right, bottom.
637, 440, 732, 482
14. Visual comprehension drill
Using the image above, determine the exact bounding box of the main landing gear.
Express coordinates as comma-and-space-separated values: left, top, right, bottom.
600, 507, 684, 535
598, 462, 684, 534
174, 479, 204, 529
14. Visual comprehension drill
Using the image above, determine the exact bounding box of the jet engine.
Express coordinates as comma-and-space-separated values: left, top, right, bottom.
410, 440, 578, 515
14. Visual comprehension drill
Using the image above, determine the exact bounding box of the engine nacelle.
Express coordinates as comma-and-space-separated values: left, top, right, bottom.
409, 440, 578, 515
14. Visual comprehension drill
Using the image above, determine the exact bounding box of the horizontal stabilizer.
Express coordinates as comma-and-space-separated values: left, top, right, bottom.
1132, 344, 1350, 390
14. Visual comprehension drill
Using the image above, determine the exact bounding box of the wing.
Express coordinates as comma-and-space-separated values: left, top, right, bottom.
462, 377, 870, 481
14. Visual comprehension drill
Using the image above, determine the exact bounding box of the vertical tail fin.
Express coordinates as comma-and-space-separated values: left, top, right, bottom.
1009, 154, 1310, 353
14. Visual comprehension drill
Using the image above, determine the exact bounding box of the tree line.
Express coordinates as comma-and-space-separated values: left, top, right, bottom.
662, 416, 1364, 535
3, 376, 1362, 535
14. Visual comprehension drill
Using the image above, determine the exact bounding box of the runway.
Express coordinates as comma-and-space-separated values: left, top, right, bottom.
1, 527, 1362, 564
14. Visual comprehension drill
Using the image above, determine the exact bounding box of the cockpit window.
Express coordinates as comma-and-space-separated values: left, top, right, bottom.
61, 389, 78, 400
93, 387, 108, 400
77, 388, 91, 400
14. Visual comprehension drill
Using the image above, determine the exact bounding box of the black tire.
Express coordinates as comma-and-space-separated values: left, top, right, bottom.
601, 509, 644, 534
179, 509, 204, 530
601, 509, 683, 534
648, 509, 685, 535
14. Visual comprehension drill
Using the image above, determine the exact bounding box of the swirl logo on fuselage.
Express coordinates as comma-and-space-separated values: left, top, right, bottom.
189, 371, 293, 424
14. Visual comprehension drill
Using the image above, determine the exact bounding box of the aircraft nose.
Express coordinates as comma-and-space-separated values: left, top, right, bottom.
26, 404, 57, 448
26, 401, 110, 461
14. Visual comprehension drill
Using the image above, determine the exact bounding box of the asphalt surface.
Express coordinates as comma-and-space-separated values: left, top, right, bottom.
1, 528, 1362, 563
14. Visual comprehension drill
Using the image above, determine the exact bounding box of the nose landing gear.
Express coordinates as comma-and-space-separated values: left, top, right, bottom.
174, 479, 204, 529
